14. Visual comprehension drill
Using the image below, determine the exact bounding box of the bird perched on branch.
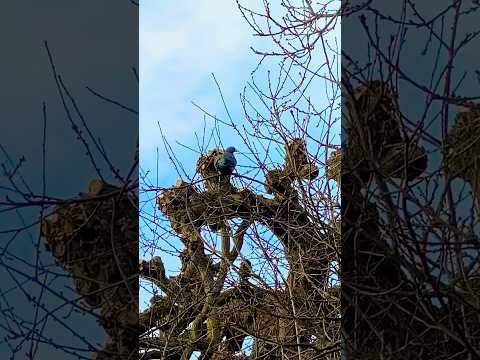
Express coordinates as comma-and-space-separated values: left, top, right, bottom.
239, 259, 252, 285
214, 146, 237, 174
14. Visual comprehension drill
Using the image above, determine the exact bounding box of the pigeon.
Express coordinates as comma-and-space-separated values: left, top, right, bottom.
214, 146, 237, 174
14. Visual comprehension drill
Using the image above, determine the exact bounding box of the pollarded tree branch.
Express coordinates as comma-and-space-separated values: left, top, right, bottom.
146, 140, 339, 358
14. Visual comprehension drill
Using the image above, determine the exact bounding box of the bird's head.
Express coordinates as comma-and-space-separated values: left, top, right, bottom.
225, 146, 237, 153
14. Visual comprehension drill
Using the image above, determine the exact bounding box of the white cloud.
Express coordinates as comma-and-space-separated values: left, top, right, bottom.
140, 1, 256, 154
139, 1, 342, 176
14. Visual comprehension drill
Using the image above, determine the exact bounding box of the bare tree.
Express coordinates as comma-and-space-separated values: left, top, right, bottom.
341, 1, 480, 358
139, 1, 341, 359
1, 25, 139, 359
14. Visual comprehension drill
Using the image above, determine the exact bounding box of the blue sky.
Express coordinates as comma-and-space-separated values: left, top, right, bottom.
140, 1, 260, 158
139, 1, 341, 311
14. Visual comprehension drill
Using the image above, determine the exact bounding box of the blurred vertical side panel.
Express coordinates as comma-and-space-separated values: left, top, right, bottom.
342, 0, 480, 358
0, 1, 138, 359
